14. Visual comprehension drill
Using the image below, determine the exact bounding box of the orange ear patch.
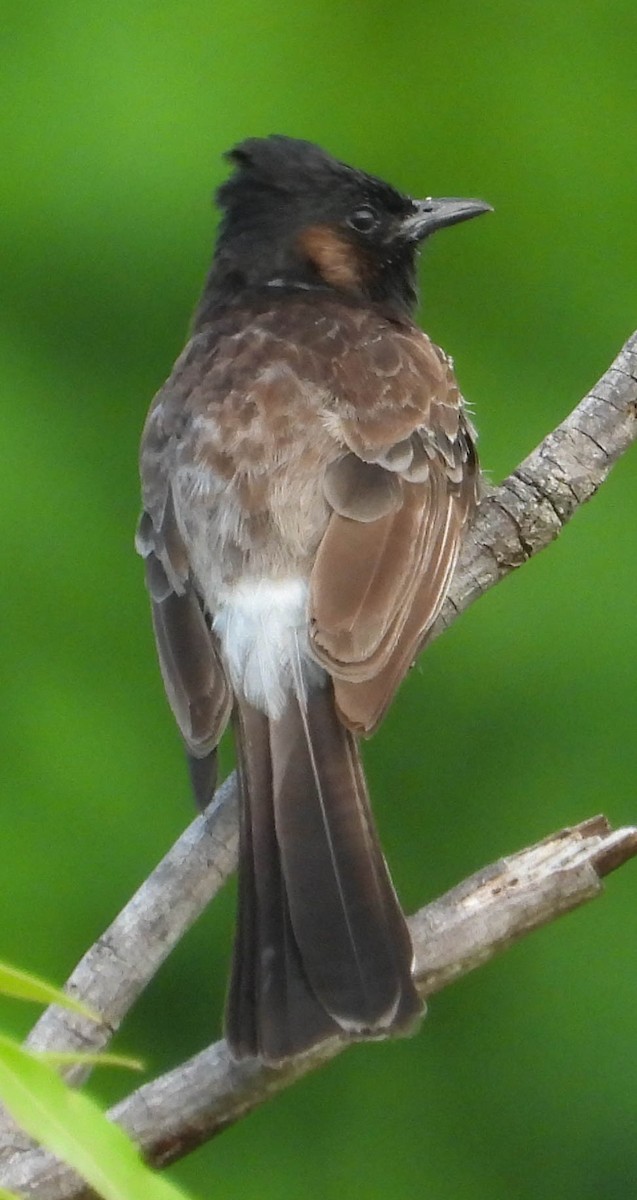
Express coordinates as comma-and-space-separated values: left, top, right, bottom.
297, 224, 365, 290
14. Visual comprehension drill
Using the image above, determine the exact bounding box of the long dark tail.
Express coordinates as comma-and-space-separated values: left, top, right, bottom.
225, 686, 421, 1063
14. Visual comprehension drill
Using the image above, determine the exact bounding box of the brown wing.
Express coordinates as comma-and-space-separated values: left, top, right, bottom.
136, 368, 232, 805
309, 324, 479, 735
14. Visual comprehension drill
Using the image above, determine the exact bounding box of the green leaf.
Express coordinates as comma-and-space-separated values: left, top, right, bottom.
0, 962, 98, 1021
0, 1036, 192, 1200
0, 1187, 21, 1198
35, 1051, 144, 1072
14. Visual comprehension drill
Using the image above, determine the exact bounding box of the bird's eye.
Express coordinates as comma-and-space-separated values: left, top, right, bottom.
346, 206, 380, 234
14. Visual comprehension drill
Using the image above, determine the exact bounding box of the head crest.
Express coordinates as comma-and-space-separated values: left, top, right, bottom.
217, 135, 406, 213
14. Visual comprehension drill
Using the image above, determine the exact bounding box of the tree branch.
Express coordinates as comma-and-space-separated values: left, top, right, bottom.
433, 328, 637, 638
2, 818, 636, 1199
0, 332, 635, 1196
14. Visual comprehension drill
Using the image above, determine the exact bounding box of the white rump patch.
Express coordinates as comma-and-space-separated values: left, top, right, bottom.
213, 577, 323, 719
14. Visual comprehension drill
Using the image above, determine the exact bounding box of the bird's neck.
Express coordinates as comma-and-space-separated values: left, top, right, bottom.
193, 259, 418, 333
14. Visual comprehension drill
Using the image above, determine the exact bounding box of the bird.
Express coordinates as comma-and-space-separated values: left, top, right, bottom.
136, 135, 490, 1064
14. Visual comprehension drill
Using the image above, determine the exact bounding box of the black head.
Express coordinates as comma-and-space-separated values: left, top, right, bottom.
198, 136, 491, 319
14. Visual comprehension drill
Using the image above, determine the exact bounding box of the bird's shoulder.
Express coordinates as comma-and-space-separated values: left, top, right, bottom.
139, 295, 475, 503
147, 294, 457, 419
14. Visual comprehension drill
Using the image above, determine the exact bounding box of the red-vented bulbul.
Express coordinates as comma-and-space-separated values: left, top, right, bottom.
136, 136, 490, 1063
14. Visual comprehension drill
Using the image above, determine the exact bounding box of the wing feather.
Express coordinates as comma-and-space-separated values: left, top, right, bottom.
136, 436, 232, 805
332, 475, 469, 734
309, 329, 478, 735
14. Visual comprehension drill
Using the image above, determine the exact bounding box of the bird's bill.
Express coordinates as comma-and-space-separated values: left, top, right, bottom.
402, 197, 493, 240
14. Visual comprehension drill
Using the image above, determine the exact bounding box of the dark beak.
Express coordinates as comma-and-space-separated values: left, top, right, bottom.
403, 197, 493, 241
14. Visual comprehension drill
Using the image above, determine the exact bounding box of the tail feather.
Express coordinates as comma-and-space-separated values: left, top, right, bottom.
226, 688, 421, 1062
227, 702, 340, 1062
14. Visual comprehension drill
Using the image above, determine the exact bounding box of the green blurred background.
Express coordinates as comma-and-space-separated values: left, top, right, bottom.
2, 2, 637, 1197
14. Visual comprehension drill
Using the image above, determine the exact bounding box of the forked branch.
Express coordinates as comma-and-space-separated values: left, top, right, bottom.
0, 332, 636, 1198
